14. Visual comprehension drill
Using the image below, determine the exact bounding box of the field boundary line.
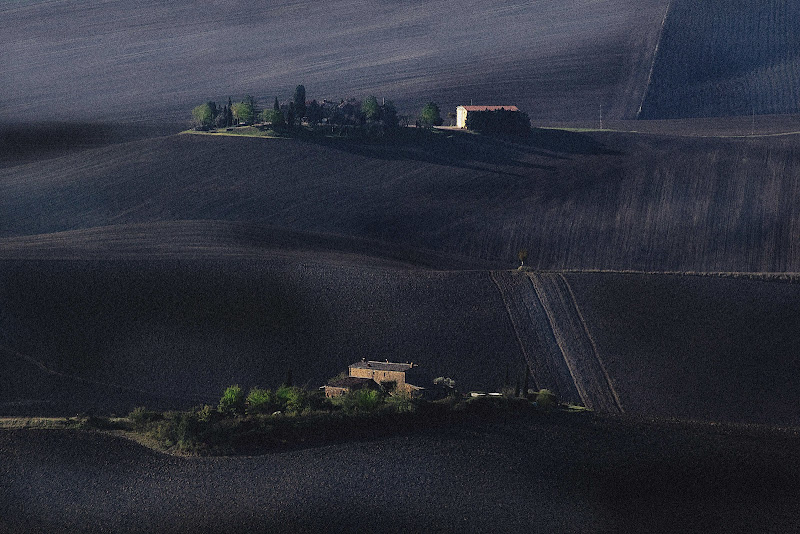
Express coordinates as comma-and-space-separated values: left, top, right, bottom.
528, 274, 588, 406
558, 273, 624, 413
637, 0, 673, 118
0, 344, 215, 404
488, 272, 540, 389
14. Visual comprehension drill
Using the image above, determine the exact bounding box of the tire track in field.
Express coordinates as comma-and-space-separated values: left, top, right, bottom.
0, 344, 216, 404
528, 273, 623, 413
489, 271, 581, 404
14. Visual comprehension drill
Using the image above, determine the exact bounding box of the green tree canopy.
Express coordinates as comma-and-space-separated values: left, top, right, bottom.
362, 95, 381, 122
260, 108, 284, 127
192, 102, 215, 129
231, 101, 254, 124
420, 102, 443, 127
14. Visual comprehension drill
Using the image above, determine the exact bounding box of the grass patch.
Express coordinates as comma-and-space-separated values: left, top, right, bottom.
0, 388, 583, 456
182, 126, 289, 139
118, 385, 580, 455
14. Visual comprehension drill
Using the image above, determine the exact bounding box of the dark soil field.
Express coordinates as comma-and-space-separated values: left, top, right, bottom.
5, 2, 800, 530
640, 0, 800, 119
5, 128, 800, 272
3, 127, 800, 428
1, 0, 668, 122
2, 413, 799, 533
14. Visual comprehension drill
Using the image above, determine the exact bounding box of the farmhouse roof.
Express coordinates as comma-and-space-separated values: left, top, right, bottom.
459, 105, 520, 112
350, 360, 415, 372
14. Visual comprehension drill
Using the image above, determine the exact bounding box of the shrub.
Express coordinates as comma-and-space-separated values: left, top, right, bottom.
150, 412, 204, 451
354, 389, 383, 412
196, 404, 219, 423
128, 406, 163, 430
218, 385, 246, 416
386, 388, 415, 413
246, 388, 278, 415
275, 386, 310, 415
535, 389, 558, 411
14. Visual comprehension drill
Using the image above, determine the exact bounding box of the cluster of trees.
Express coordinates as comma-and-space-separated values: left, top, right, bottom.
192, 85, 407, 133
192, 85, 450, 133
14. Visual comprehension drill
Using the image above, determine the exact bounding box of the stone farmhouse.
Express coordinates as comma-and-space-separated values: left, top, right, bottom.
456, 105, 520, 128
324, 359, 425, 398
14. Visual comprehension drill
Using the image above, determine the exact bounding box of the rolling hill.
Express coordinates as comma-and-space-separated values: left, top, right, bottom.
1, 0, 668, 122
3, 231, 800, 426
6, 0, 800, 124
4, 126, 800, 425
4, 128, 800, 273
639, 0, 800, 119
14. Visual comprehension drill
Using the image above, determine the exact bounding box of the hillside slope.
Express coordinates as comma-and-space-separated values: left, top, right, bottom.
4, 129, 800, 272
4, 416, 800, 532
639, 0, 800, 119
3, 246, 800, 426
1, 0, 667, 122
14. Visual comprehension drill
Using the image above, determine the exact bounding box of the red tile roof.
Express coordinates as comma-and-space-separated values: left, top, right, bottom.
459, 105, 519, 112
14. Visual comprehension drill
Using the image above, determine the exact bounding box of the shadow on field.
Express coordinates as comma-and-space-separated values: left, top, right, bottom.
0, 122, 185, 167
307, 127, 616, 176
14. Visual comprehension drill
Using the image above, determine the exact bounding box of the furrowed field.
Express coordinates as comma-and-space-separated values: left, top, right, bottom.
640, 0, 800, 119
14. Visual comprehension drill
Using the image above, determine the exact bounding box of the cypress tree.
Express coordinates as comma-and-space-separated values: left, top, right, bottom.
522, 364, 530, 398
284, 367, 293, 388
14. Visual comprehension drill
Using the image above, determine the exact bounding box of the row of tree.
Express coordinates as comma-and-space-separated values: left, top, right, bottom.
192, 85, 445, 132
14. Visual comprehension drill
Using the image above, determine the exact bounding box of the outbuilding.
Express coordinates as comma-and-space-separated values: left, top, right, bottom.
456, 105, 520, 128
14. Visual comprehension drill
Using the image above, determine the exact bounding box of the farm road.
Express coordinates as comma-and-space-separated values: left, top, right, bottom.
490, 271, 622, 412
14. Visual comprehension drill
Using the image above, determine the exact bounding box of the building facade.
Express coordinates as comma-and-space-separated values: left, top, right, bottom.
456, 105, 520, 128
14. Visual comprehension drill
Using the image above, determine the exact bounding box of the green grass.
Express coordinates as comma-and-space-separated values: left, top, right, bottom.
182, 126, 289, 139
0, 391, 581, 456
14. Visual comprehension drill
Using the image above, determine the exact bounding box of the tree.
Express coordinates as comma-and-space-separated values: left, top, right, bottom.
293, 85, 307, 122
284, 367, 293, 388
286, 102, 295, 130
191, 102, 215, 130
218, 385, 245, 415
382, 100, 399, 128
215, 104, 233, 128
244, 94, 259, 122
306, 99, 323, 126
231, 101, 254, 125
522, 364, 531, 398
260, 108, 284, 127
362, 95, 381, 122
273, 96, 280, 112
420, 102, 443, 127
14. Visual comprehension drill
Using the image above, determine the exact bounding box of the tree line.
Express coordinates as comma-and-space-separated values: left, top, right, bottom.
192, 85, 445, 133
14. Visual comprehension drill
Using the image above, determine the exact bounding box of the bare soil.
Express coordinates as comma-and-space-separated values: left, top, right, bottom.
1, 412, 799, 533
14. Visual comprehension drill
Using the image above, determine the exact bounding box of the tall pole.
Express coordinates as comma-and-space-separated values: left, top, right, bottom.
599, 105, 603, 130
